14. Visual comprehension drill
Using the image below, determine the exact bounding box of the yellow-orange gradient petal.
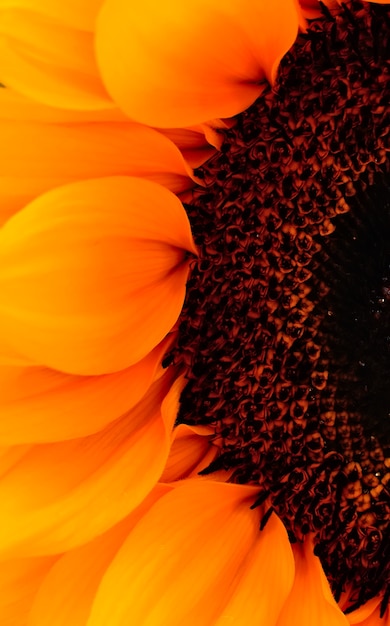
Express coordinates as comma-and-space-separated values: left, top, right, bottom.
0, 177, 196, 375
86, 481, 294, 626
0, 4, 112, 110
0, 0, 103, 31
0, 120, 194, 221
0, 371, 178, 558
276, 537, 349, 626
0, 554, 58, 624
0, 335, 173, 445
96, 0, 302, 128
0, 88, 128, 124
28, 485, 172, 626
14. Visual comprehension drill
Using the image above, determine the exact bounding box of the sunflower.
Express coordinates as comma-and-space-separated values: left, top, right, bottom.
0, 0, 390, 624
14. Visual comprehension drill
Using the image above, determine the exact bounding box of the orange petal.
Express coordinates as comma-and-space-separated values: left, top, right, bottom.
276, 537, 350, 626
0, 120, 194, 220
0, 176, 196, 375
87, 480, 294, 626
0, 88, 128, 123
161, 127, 217, 168
0, 554, 58, 624
298, 0, 322, 18
0, 335, 172, 445
0, 5, 112, 109
349, 606, 390, 626
0, 445, 33, 475
336, 0, 390, 3
213, 510, 294, 626
347, 597, 382, 625
28, 484, 172, 626
96, 0, 302, 127
0, 0, 103, 31
0, 370, 178, 557
161, 423, 219, 482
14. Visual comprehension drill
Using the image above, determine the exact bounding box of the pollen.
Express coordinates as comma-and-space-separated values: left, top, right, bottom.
167, 0, 390, 615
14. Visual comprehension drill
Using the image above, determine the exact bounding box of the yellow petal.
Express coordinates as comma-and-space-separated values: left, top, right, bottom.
0, 370, 177, 557
96, 0, 302, 127
0, 335, 172, 445
28, 485, 172, 626
0, 120, 194, 221
0, 5, 112, 109
86, 480, 293, 626
0, 177, 196, 375
276, 537, 350, 626
0, 554, 58, 624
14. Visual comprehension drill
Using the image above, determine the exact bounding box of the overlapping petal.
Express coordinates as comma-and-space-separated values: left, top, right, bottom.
0, 335, 173, 445
96, 0, 303, 127
0, 2, 111, 109
161, 423, 219, 482
28, 485, 172, 626
85, 480, 294, 626
162, 127, 218, 168
0, 176, 196, 375
347, 597, 383, 625
0, 119, 195, 221
0, 89, 218, 176
0, 371, 179, 558
0, 554, 58, 623
0, 0, 103, 31
0, 88, 127, 123
276, 537, 350, 626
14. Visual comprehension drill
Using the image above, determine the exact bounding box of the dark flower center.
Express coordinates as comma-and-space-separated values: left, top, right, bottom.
165, 0, 390, 614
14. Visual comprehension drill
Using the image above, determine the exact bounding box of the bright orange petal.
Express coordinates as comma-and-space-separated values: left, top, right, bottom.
347, 597, 382, 625
28, 484, 172, 626
161, 423, 219, 482
0, 0, 103, 31
0, 335, 173, 445
213, 511, 294, 625
0, 88, 127, 123
0, 371, 178, 557
0, 554, 58, 624
276, 537, 350, 626
86, 480, 294, 626
0, 5, 112, 109
0, 177, 196, 375
96, 0, 302, 127
161, 127, 217, 168
0, 120, 194, 221
349, 605, 390, 626
0, 445, 32, 475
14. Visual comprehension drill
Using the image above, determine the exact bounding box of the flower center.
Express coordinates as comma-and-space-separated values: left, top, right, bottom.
165, 0, 390, 614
